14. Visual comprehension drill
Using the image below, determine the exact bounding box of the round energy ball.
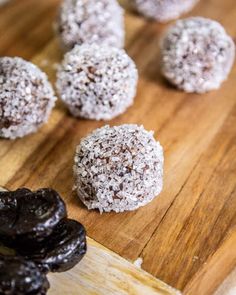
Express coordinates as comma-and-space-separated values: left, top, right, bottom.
131, 0, 199, 22
56, 44, 138, 120
161, 17, 235, 93
0, 57, 56, 139
74, 124, 164, 213
56, 0, 124, 51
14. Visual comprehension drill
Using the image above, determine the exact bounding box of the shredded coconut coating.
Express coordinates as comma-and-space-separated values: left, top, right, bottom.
74, 124, 164, 213
0, 57, 56, 139
161, 17, 235, 93
56, 0, 124, 51
56, 44, 138, 120
131, 0, 199, 22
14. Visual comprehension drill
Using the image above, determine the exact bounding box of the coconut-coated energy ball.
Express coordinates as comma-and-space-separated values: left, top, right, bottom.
161, 17, 235, 93
0, 57, 56, 139
74, 124, 164, 213
56, 44, 138, 120
131, 0, 199, 22
56, 0, 124, 51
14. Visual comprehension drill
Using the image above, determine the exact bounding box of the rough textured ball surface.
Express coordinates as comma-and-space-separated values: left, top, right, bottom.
56, 44, 138, 120
131, 0, 199, 22
74, 124, 164, 213
56, 0, 124, 51
0, 57, 56, 139
161, 17, 235, 93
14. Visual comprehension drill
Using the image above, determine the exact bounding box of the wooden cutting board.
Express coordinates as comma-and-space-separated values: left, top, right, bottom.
0, 0, 236, 294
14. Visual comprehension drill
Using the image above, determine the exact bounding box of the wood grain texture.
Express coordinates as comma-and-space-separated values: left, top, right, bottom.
48, 238, 181, 295
0, 0, 236, 294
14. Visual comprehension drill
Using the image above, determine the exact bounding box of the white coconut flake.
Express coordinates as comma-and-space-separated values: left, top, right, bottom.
74, 124, 164, 213
0, 57, 56, 139
161, 17, 235, 93
39, 59, 49, 67
131, 0, 199, 22
52, 63, 60, 71
56, 0, 125, 51
133, 257, 143, 268
56, 43, 138, 120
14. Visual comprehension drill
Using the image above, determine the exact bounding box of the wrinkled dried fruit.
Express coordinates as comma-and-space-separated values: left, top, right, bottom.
17, 219, 87, 273
0, 188, 67, 241
0, 255, 49, 295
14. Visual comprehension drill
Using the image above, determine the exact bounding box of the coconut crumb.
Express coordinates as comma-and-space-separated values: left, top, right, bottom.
40, 59, 49, 67
133, 257, 143, 268
193, 256, 199, 261
52, 63, 60, 71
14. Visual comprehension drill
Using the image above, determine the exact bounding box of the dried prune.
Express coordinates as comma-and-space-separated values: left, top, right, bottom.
0, 188, 67, 241
17, 219, 87, 273
0, 255, 49, 295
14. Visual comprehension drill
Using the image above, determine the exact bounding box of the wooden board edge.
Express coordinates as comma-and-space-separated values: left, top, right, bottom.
0, 186, 181, 295
66, 236, 182, 295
